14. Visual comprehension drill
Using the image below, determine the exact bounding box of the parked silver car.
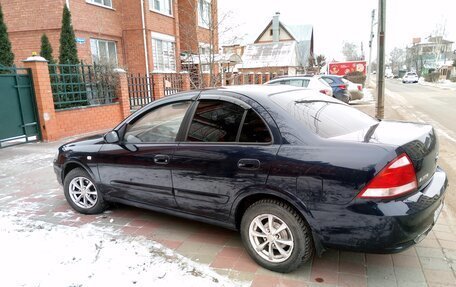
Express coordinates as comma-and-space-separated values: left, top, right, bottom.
264, 75, 333, 98
342, 78, 364, 100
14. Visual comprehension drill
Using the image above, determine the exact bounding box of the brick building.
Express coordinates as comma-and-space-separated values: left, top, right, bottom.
0, 0, 217, 74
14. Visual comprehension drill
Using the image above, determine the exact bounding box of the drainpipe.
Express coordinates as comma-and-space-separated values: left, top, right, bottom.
140, 0, 152, 98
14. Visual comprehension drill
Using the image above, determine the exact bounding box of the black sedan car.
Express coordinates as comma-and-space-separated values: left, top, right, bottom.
54, 85, 448, 273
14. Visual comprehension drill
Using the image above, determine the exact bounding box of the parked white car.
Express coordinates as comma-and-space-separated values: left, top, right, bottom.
264, 75, 333, 97
402, 72, 419, 83
341, 78, 364, 100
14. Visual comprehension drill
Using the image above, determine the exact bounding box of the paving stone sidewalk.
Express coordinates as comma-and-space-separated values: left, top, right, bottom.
1, 141, 455, 287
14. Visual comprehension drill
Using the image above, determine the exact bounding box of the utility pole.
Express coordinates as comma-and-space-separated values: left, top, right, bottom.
366, 9, 375, 87
376, 0, 386, 119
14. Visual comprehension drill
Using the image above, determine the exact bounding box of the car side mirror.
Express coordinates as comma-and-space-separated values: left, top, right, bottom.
104, 130, 119, 144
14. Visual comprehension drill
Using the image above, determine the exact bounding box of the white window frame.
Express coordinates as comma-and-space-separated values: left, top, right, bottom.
90, 38, 118, 65
151, 32, 177, 72
86, 0, 113, 9
198, 0, 211, 29
149, 0, 173, 16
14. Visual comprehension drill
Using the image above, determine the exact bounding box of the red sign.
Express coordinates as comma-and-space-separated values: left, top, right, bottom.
328, 61, 367, 76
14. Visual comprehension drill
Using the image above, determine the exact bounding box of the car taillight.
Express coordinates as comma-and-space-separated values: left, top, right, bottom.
357, 85, 362, 91
357, 153, 417, 199
319, 90, 329, 95
338, 84, 347, 90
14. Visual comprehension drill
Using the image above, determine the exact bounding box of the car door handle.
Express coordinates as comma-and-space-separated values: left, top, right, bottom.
154, 154, 170, 165
238, 159, 260, 170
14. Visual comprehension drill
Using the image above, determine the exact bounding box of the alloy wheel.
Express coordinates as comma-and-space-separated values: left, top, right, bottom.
68, 176, 98, 209
248, 214, 294, 263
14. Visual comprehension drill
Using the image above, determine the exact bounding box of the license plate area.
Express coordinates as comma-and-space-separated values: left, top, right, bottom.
434, 201, 444, 223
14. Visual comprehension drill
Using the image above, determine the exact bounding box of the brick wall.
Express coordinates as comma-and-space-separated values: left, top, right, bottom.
178, 0, 197, 53
54, 104, 124, 139
178, 0, 218, 53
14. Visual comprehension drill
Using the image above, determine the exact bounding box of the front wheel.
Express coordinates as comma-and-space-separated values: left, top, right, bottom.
240, 199, 313, 273
63, 168, 108, 214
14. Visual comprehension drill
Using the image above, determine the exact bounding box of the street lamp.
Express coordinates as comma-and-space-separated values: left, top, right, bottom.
366, 9, 377, 87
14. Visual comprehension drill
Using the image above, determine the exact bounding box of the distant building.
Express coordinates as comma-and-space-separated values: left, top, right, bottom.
238, 12, 314, 75
406, 36, 454, 76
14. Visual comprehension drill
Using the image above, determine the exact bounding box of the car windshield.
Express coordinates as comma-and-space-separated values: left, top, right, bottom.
270, 91, 378, 138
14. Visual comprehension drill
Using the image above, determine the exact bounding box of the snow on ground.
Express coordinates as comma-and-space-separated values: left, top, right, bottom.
0, 211, 241, 287
349, 88, 374, 105
0, 144, 242, 287
419, 78, 456, 91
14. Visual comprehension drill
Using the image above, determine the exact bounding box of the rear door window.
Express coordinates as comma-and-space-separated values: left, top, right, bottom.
186, 100, 244, 142
302, 79, 310, 87
239, 110, 272, 143
287, 79, 304, 87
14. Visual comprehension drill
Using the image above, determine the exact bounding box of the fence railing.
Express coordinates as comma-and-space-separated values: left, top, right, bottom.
127, 74, 154, 111
163, 73, 183, 96
49, 63, 117, 110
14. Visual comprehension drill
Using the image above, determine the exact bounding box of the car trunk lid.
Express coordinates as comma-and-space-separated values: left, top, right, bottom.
332, 120, 438, 189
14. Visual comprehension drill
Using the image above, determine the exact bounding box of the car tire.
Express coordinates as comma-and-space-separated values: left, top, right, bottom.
240, 199, 313, 273
63, 168, 108, 214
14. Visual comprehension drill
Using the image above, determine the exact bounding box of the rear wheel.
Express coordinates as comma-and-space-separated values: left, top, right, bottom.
240, 199, 313, 273
64, 168, 107, 214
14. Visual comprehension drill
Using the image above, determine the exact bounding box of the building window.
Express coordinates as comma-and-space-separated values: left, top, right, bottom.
86, 0, 113, 8
152, 36, 176, 72
199, 43, 211, 72
90, 39, 118, 65
198, 0, 211, 28
150, 0, 172, 16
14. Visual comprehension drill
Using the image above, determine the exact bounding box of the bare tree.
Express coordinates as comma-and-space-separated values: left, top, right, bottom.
406, 44, 424, 77
316, 54, 326, 72
388, 47, 405, 74
306, 54, 326, 74
342, 42, 360, 61
179, 0, 238, 88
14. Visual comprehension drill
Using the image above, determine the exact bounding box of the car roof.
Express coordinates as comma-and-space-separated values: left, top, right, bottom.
321, 75, 342, 78
267, 75, 318, 80
172, 85, 341, 105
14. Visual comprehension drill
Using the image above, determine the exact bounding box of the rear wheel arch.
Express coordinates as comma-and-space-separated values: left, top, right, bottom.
232, 189, 313, 230
238, 197, 315, 272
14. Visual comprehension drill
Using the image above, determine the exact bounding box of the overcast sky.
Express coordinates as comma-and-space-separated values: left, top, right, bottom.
218, 0, 456, 61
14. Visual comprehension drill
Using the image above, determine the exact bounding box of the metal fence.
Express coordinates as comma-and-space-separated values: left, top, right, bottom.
49, 63, 117, 110
163, 73, 183, 96
127, 74, 154, 110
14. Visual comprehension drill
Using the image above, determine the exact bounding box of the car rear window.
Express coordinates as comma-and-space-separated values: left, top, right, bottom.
270, 91, 378, 138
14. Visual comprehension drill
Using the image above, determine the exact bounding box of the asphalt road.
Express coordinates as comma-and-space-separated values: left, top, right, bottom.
385, 79, 456, 140
381, 79, 456, 218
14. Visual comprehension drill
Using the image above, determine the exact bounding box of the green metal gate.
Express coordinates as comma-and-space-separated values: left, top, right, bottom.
0, 66, 40, 147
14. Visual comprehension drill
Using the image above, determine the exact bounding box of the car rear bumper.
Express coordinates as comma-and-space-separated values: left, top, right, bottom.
334, 91, 350, 103
313, 167, 448, 253
348, 90, 363, 100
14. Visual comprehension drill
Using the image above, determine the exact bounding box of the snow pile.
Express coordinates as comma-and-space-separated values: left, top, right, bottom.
362, 88, 374, 102
0, 214, 241, 287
